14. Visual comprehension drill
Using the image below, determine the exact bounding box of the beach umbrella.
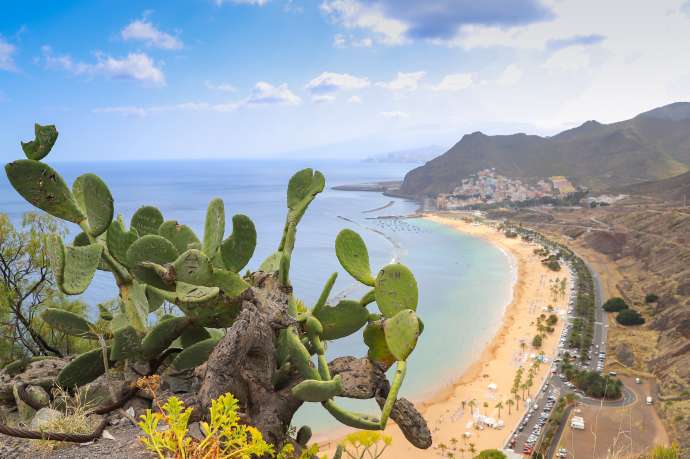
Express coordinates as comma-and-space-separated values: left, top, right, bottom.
487, 383, 498, 391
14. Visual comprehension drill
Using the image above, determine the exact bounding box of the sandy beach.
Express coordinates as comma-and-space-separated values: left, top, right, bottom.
321, 213, 571, 457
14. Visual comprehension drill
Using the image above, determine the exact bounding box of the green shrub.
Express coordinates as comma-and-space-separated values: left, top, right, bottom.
532, 335, 543, 348
616, 309, 645, 326
546, 314, 558, 326
475, 449, 507, 459
645, 293, 659, 304
603, 297, 629, 312
545, 260, 561, 271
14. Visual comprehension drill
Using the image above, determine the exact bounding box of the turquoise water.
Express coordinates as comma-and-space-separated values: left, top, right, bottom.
0, 159, 514, 431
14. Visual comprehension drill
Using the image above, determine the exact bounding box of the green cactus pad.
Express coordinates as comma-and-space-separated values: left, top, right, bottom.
45, 234, 65, 286
335, 229, 375, 286
175, 282, 220, 303
110, 325, 142, 361
220, 214, 256, 273
109, 312, 130, 333
304, 316, 323, 337
5, 160, 85, 224
98, 303, 114, 321
123, 282, 150, 332
72, 173, 114, 237
312, 272, 337, 315
276, 329, 290, 367
106, 216, 139, 266
130, 206, 164, 237
374, 263, 418, 318
146, 285, 165, 312
175, 284, 240, 328
363, 320, 396, 367
62, 243, 103, 295
126, 235, 178, 289
259, 251, 282, 273
292, 375, 343, 402
73, 231, 110, 272
296, 426, 312, 447
41, 308, 96, 340
287, 168, 326, 216
57, 347, 109, 388
159, 220, 200, 254
21, 124, 59, 161
172, 249, 214, 285
360, 289, 376, 307
383, 309, 420, 361
212, 269, 250, 298
285, 327, 320, 380
321, 400, 381, 430
180, 323, 211, 348
171, 337, 219, 371
141, 317, 191, 358
203, 198, 225, 257
313, 300, 369, 340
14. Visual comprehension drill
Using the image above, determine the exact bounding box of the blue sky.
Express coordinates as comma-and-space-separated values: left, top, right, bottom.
1, 0, 690, 161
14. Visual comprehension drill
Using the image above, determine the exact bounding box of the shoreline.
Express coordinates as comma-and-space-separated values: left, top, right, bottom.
319, 212, 570, 456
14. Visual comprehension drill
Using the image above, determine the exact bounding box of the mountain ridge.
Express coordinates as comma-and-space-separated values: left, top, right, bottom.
400, 102, 690, 197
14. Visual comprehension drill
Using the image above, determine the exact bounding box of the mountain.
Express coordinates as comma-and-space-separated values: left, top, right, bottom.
364, 145, 446, 164
400, 102, 690, 197
613, 170, 690, 202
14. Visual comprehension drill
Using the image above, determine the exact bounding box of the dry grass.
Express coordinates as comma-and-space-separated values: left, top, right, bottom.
32, 385, 98, 453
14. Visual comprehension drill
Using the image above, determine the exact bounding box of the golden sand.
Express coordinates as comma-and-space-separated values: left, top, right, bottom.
320, 213, 571, 457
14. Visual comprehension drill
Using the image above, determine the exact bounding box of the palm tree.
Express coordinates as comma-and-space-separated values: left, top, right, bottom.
483, 401, 489, 416
459, 447, 466, 458
495, 401, 503, 419
515, 394, 521, 410
468, 399, 477, 416
461, 400, 467, 414
506, 398, 514, 415
469, 443, 477, 456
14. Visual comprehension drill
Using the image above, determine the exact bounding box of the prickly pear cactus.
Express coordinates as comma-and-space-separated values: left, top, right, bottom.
4, 124, 431, 451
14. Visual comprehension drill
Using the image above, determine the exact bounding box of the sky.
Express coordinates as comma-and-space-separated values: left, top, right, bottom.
1, 0, 690, 161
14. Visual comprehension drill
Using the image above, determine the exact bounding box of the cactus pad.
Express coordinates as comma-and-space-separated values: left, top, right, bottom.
21, 123, 59, 161
131, 206, 164, 237
5, 160, 85, 223
171, 337, 219, 370
45, 234, 65, 286
291, 375, 343, 402
110, 325, 143, 361
211, 268, 250, 298
172, 249, 214, 286
123, 282, 150, 332
313, 300, 369, 340
296, 426, 312, 447
383, 309, 420, 361
126, 235, 178, 289
363, 320, 396, 367
72, 173, 114, 237
57, 347, 109, 388
220, 214, 256, 272
179, 323, 211, 348
62, 243, 103, 295
374, 263, 418, 318
141, 317, 191, 358
159, 220, 200, 254
106, 216, 139, 266
285, 327, 320, 380
259, 251, 282, 273
41, 308, 96, 340
335, 229, 375, 286
203, 198, 225, 257
287, 168, 325, 216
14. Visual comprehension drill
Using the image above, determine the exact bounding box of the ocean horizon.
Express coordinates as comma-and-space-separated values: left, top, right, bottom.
0, 158, 514, 431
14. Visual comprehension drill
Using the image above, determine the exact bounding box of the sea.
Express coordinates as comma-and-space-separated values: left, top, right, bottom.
0, 159, 514, 431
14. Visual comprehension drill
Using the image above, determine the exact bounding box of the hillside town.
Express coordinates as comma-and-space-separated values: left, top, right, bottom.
436, 169, 577, 210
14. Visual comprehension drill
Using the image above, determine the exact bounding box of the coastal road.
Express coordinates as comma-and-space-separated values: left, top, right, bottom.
582, 256, 608, 372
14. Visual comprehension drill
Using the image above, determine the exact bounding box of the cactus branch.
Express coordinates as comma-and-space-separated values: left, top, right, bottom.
78, 220, 132, 286
379, 360, 407, 428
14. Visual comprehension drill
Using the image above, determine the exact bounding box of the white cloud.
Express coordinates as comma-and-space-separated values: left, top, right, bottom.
377, 71, 425, 91
432, 73, 474, 91
93, 101, 240, 117
245, 81, 301, 105
348, 95, 362, 104
333, 33, 373, 48
321, 0, 408, 45
0, 37, 16, 71
380, 110, 409, 119
542, 46, 591, 72
312, 94, 336, 103
205, 80, 237, 92
42, 46, 165, 86
121, 19, 183, 50
305, 72, 370, 94
496, 64, 523, 87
